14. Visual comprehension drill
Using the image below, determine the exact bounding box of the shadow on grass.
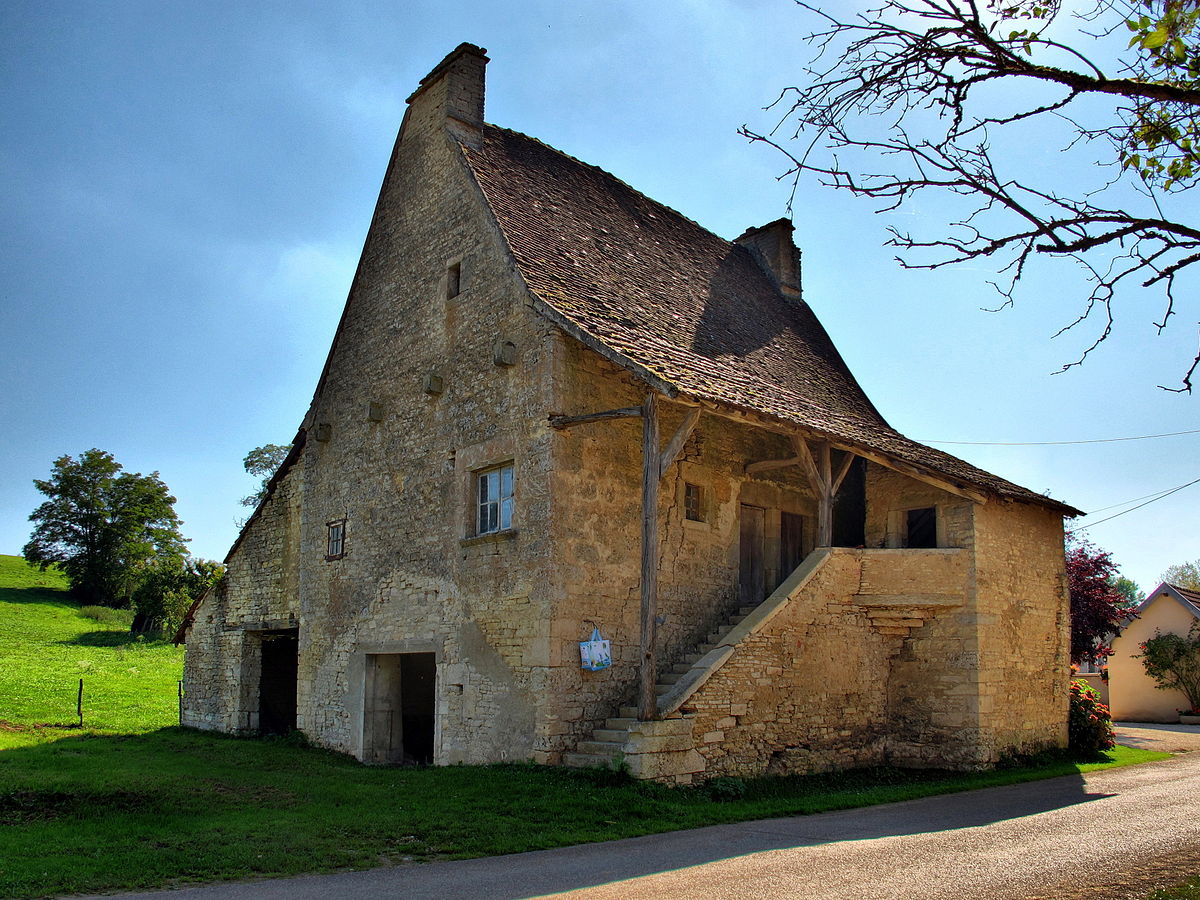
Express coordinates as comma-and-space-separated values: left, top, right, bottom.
56, 630, 173, 648
0, 585, 78, 606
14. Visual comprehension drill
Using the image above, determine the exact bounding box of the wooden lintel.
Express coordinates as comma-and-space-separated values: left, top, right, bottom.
658, 406, 701, 479
744, 456, 801, 475
548, 406, 643, 430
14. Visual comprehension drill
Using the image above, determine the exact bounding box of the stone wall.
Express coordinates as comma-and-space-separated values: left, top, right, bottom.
184, 45, 563, 764
971, 500, 1070, 760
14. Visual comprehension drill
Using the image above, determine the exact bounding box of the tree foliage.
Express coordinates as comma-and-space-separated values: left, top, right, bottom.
24, 450, 188, 607
1066, 534, 1136, 663
1112, 574, 1146, 606
1138, 622, 1200, 712
745, 0, 1200, 390
131, 556, 224, 636
241, 443, 289, 508
1161, 557, 1200, 588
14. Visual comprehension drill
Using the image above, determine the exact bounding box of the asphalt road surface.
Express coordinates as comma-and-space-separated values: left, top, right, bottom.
91, 749, 1200, 900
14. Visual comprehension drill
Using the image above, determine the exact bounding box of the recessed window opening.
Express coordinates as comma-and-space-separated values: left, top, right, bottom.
684, 482, 704, 522
326, 519, 346, 559
447, 262, 461, 299
477, 464, 514, 534
905, 507, 937, 549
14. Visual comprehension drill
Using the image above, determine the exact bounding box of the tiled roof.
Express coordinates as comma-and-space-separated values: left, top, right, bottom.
462, 125, 1077, 513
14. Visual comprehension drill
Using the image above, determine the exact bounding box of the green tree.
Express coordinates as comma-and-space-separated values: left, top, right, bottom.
746, 0, 1200, 390
1113, 575, 1146, 607
241, 443, 289, 508
23, 449, 187, 607
1161, 558, 1200, 589
131, 556, 224, 636
1139, 622, 1200, 713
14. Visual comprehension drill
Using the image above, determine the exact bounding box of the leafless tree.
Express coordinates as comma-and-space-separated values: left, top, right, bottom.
743, 0, 1200, 390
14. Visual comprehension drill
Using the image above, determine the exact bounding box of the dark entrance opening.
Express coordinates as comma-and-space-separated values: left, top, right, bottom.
364, 652, 436, 765
832, 456, 867, 548
258, 629, 298, 735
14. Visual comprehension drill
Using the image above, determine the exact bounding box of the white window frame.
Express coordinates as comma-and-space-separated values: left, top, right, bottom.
326, 519, 346, 559
476, 464, 514, 535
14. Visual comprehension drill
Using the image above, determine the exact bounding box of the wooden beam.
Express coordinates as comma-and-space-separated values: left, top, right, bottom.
639, 392, 660, 721
817, 441, 833, 548
548, 407, 643, 430
833, 444, 989, 505
658, 406, 701, 478
744, 456, 801, 475
831, 449, 856, 495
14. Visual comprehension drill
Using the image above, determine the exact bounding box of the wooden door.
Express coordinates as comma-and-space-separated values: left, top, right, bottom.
779, 511, 805, 588
739, 505, 765, 606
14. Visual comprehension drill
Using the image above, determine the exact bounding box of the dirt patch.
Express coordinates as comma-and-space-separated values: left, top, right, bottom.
1025, 843, 1200, 900
0, 788, 160, 825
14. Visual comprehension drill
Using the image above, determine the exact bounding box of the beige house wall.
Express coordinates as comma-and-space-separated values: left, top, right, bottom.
1109, 592, 1198, 722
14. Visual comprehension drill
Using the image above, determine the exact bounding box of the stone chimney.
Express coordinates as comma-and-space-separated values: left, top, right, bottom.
406, 43, 489, 148
735, 218, 802, 300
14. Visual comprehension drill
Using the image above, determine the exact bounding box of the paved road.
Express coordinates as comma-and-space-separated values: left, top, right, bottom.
89, 739, 1200, 900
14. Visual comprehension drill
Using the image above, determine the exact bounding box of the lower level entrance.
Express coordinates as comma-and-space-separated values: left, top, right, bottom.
363, 652, 436, 765
258, 629, 299, 735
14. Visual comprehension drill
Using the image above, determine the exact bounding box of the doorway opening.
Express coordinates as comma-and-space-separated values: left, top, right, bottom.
258, 629, 299, 735
363, 652, 436, 765
833, 457, 867, 547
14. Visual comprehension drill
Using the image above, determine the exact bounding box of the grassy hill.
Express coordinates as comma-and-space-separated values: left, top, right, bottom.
0, 554, 183, 749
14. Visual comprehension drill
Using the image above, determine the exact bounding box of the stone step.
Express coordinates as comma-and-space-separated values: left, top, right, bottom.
680, 652, 702, 665
658, 672, 683, 685
591, 728, 627, 743
575, 739, 622, 756
729, 614, 747, 625
671, 662, 693, 674
698, 643, 716, 654
619, 706, 639, 719
738, 605, 757, 616
606, 716, 636, 730
563, 751, 617, 768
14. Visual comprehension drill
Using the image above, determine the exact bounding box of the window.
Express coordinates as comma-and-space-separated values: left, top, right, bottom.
905, 507, 937, 549
446, 262, 461, 299
476, 464, 514, 534
326, 519, 346, 559
684, 482, 704, 522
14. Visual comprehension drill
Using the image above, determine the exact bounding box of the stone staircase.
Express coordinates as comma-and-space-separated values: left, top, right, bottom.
563, 603, 758, 768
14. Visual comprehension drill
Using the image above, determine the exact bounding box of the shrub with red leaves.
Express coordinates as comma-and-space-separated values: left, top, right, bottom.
1066, 535, 1134, 666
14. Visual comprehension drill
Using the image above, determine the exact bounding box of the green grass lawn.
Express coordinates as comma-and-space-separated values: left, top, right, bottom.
0, 554, 183, 749
0, 553, 1176, 898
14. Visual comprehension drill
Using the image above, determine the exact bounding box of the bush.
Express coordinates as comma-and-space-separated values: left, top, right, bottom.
1069, 679, 1115, 757
79, 606, 134, 627
1139, 624, 1200, 715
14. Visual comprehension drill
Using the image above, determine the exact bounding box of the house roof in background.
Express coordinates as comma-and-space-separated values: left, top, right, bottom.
1138, 582, 1200, 619
462, 125, 1079, 513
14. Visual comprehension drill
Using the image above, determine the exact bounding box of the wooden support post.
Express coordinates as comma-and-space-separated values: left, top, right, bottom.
639, 391, 660, 721
792, 436, 833, 547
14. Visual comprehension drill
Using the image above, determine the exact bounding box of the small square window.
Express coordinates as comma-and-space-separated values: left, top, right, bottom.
326, 519, 346, 559
905, 507, 936, 549
684, 482, 704, 522
447, 262, 461, 299
477, 464, 514, 535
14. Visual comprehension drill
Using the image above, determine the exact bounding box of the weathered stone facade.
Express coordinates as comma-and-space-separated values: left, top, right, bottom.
182, 44, 1075, 779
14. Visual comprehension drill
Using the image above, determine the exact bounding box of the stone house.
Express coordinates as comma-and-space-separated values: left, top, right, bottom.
179, 44, 1080, 781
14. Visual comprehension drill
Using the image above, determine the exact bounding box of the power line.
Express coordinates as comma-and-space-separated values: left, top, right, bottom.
918, 427, 1200, 447
1074, 475, 1200, 530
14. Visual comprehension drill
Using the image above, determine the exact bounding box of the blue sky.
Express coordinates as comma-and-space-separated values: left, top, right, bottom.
2, 0, 1195, 590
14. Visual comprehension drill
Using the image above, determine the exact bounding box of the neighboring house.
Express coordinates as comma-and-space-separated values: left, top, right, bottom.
179, 44, 1080, 782
1108, 582, 1200, 722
